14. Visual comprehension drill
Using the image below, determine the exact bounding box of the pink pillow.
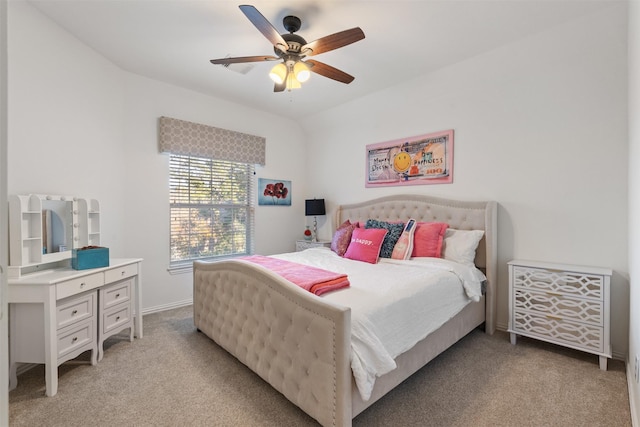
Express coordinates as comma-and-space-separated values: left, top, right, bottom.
411, 222, 449, 258
343, 228, 388, 264
331, 220, 356, 256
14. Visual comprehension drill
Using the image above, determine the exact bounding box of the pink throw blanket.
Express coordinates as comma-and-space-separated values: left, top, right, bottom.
241, 255, 350, 295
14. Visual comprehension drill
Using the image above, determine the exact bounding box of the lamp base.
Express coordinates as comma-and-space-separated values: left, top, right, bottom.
304, 226, 312, 241
313, 216, 318, 242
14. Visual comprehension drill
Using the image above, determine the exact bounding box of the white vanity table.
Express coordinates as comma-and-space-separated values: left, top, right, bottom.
6, 194, 143, 396
8, 259, 143, 396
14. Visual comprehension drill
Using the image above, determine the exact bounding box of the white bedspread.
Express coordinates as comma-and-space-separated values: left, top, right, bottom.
272, 247, 486, 401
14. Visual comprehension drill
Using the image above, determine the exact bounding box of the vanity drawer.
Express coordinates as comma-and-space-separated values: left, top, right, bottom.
57, 320, 94, 360
101, 279, 132, 311
56, 273, 104, 300
105, 263, 138, 284
57, 292, 96, 330
102, 305, 132, 335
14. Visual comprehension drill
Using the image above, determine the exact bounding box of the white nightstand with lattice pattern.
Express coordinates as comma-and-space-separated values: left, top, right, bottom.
295, 240, 331, 252
508, 260, 612, 370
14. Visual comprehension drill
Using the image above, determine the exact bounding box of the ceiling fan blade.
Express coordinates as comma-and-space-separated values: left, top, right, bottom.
274, 82, 286, 92
210, 55, 280, 65
301, 28, 365, 57
306, 60, 355, 84
239, 5, 289, 54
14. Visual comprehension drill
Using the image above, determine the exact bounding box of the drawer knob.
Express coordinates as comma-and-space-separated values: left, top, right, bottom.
121, 271, 125, 276
72, 310, 78, 315
80, 283, 85, 288
116, 316, 120, 321
115, 293, 120, 298
72, 336, 78, 343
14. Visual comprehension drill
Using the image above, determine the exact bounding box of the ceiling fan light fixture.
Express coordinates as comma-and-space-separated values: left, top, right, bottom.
269, 63, 287, 84
293, 61, 310, 83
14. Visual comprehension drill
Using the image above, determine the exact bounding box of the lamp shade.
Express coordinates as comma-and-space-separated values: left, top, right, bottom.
269, 63, 287, 84
293, 61, 310, 82
305, 199, 326, 216
286, 72, 302, 90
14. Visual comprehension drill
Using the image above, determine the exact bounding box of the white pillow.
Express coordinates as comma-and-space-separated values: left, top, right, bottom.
442, 229, 484, 264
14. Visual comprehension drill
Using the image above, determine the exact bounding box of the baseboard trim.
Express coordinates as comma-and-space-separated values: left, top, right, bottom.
16, 363, 38, 376
141, 299, 192, 315
614, 350, 628, 361
628, 356, 639, 427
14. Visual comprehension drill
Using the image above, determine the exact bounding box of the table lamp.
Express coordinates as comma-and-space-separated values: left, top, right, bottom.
305, 198, 326, 242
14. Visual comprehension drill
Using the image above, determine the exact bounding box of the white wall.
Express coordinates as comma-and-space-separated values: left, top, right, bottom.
8, 1, 309, 312
627, 0, 639, 423
0, 0, 9, 423
8, 0, 127, 256
300, 5, 630, 358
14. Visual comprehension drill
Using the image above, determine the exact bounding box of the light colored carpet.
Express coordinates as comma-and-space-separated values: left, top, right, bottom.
9, 305, 631, 426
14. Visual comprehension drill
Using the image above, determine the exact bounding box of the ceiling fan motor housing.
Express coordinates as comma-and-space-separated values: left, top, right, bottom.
274, 33, 307, 57
273, 16, 307, 56
283, 15, 302, 33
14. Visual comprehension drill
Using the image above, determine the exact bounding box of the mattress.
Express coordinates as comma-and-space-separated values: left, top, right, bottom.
272, 247, 486, 400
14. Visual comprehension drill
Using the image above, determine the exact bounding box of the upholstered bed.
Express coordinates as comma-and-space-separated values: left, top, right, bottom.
193, 194, 497, 426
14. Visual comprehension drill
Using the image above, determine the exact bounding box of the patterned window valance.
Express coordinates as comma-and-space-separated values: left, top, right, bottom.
158, 116, 266, 166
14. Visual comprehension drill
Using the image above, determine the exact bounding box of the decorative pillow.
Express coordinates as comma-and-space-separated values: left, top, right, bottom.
391, 219, 416, 260
343, 228, 388, 264
364, 219, 404, 258
411, 222, 449, 258
331, 220, 356, 256
442, 229, 485, 264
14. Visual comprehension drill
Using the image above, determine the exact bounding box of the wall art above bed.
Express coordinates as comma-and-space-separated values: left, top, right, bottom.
366, 129, 454, 187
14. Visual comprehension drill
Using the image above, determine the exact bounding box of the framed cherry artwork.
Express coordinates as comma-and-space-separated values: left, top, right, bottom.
258, 178, 291, 206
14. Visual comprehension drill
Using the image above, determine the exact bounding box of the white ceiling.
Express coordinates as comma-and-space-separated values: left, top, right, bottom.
27, 0, 616, 120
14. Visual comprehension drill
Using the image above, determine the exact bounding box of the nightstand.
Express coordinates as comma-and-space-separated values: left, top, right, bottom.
508, 259, 612, 370
295, 240, 331, 252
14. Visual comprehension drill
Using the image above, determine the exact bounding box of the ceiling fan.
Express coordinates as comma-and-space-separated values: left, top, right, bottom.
210, 5, 365, 92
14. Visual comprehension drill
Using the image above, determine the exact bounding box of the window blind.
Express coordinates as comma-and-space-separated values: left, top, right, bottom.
169, 154, 255, 265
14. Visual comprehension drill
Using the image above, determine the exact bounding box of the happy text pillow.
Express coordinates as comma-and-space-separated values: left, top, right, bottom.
343, 228, 388, 264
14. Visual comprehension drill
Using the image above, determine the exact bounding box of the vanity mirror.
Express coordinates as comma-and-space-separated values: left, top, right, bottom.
42, 197, 73, 255
8, 194, 100, 278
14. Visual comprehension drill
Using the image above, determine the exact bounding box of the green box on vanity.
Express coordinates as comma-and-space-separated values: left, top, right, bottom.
72, 246, 109, 270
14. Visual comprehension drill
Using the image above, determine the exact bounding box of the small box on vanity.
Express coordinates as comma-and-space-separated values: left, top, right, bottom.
72, 246, 109, 270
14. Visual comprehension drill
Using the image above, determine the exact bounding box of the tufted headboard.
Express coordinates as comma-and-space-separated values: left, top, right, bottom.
335, 194, 498, 333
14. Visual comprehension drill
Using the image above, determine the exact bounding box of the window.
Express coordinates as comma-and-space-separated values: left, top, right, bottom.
169, 154, 255, 268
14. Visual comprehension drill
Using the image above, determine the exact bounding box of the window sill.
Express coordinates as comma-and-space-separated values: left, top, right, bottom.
167, 254, 249, 275
167, 263, 193, 275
